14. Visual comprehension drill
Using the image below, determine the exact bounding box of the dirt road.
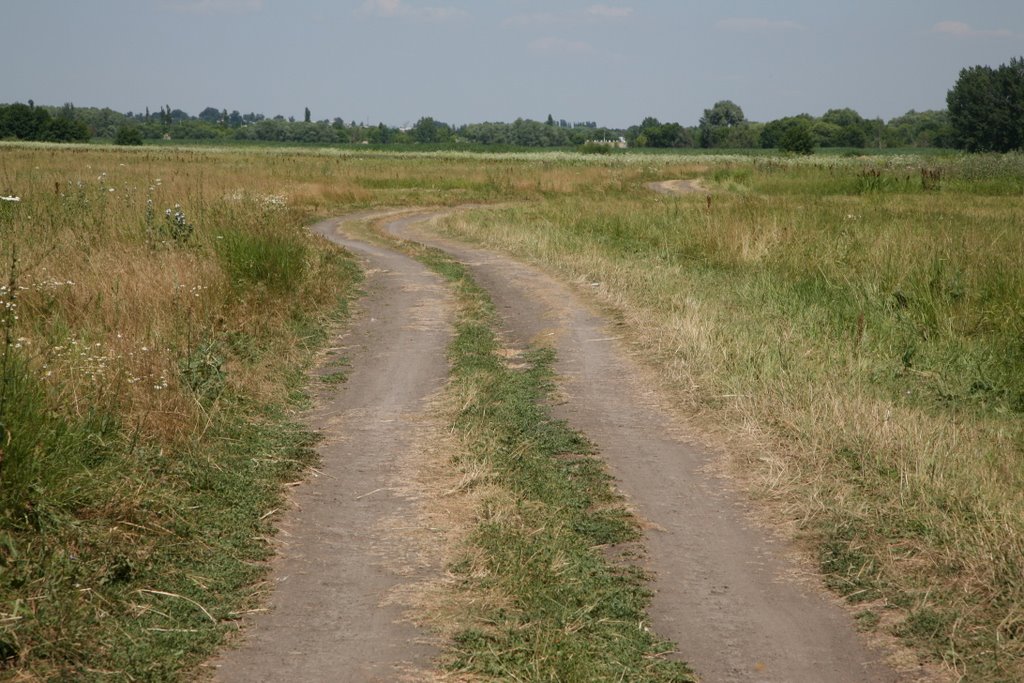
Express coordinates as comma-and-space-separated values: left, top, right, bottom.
214, 208, 911, 682
212, 214, 455, 682
384, 210, 905, 683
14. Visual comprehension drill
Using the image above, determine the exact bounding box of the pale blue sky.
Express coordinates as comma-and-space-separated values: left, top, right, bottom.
2, 1, 1022, 128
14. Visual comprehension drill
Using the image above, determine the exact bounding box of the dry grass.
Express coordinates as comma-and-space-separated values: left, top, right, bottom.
0, 144, 363, 679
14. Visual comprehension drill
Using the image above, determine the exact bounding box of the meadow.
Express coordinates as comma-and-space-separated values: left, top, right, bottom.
0, 143, 1021, 680
436, 153, 1024, 681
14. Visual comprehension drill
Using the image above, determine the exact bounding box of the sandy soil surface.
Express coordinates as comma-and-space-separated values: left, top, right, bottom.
212, 207, 926, 683
646, 179, 708, 195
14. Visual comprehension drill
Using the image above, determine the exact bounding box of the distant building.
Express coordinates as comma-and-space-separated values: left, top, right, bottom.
587, 136, 628, 149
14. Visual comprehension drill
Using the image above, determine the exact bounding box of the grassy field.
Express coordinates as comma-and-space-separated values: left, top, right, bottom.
0, 145, 366, 680
1, 143, 1021, 680
434, 153, 1024, 681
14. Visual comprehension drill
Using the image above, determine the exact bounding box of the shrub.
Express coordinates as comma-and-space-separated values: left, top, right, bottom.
779, 121, 815, 155
579, 141, 613, 155
114, 125, 143, 146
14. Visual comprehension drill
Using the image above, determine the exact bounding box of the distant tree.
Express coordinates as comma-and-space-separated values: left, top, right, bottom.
811, 121, 845, 147
198, 106, 221, 123
114, 125, 144, 146
228, 110, 244, 128
546, 114, 555, 126
628, 117, 693, 148
0, 102, 51, 140
820, 107, 867, 147
367, 122, 394, 143
411, 116, 451, 143
699, 100, 746, 147
761, 114, 813, 148
701, 100, 745, 127
947, 57, 1024, 152
46, 113, 89, 142
779, 120, 815, 154
330, 118, 350, 142
884, 110, 952, 148
304, 107, 311, 123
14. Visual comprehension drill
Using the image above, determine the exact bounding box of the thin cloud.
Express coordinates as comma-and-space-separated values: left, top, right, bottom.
931, 21, 1012, 38
502, 12, 560, 27
359, 0, 465, 22
161, 0, 263, 14
716, 17, 806, 33
526, 36, 625, 64
586, 5, 633, 19
504, 6, 632, 28
529, 36, 596, 56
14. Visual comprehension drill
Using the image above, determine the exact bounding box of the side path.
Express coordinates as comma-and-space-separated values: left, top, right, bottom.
384, 210, 912, 683
211, 215, 454, 682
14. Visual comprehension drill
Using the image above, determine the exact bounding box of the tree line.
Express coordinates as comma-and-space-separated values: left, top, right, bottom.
0, 101, 90, 143
0, 101, 955, 151
2, 56, 1021, 152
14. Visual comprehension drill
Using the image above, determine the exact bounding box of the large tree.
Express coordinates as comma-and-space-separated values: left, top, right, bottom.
760, 114, 813, 149
947, 57, 1024, 152
198, 106, 222, 123
411, 116, 451, 143
819, 108, 868, 147
633, 116, 693, 148
699, 100, 746, 148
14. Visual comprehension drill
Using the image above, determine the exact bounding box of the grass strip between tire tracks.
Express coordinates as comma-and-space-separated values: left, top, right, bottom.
404, 240, 694, 682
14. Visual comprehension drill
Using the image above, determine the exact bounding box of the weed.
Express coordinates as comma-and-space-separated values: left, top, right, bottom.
855, 610, 881, 632
215, 226, 309, 293
318, 370, 348, 385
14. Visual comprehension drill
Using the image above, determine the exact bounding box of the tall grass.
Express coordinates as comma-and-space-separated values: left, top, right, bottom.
0, 145, 361, 679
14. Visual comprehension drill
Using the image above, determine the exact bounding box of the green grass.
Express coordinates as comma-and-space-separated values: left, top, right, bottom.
405, 242, 693, 682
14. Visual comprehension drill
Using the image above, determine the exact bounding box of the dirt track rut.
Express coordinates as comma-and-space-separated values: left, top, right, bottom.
213, 215, 454, 682
215, 208, 910, 683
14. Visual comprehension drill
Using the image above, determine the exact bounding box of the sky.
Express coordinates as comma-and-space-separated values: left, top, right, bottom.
2, 1, 1023, 129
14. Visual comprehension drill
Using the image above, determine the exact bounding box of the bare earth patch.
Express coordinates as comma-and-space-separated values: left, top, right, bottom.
645, 179, 709, 195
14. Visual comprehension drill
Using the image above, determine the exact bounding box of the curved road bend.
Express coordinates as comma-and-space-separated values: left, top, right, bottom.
384, 209, 908, 683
